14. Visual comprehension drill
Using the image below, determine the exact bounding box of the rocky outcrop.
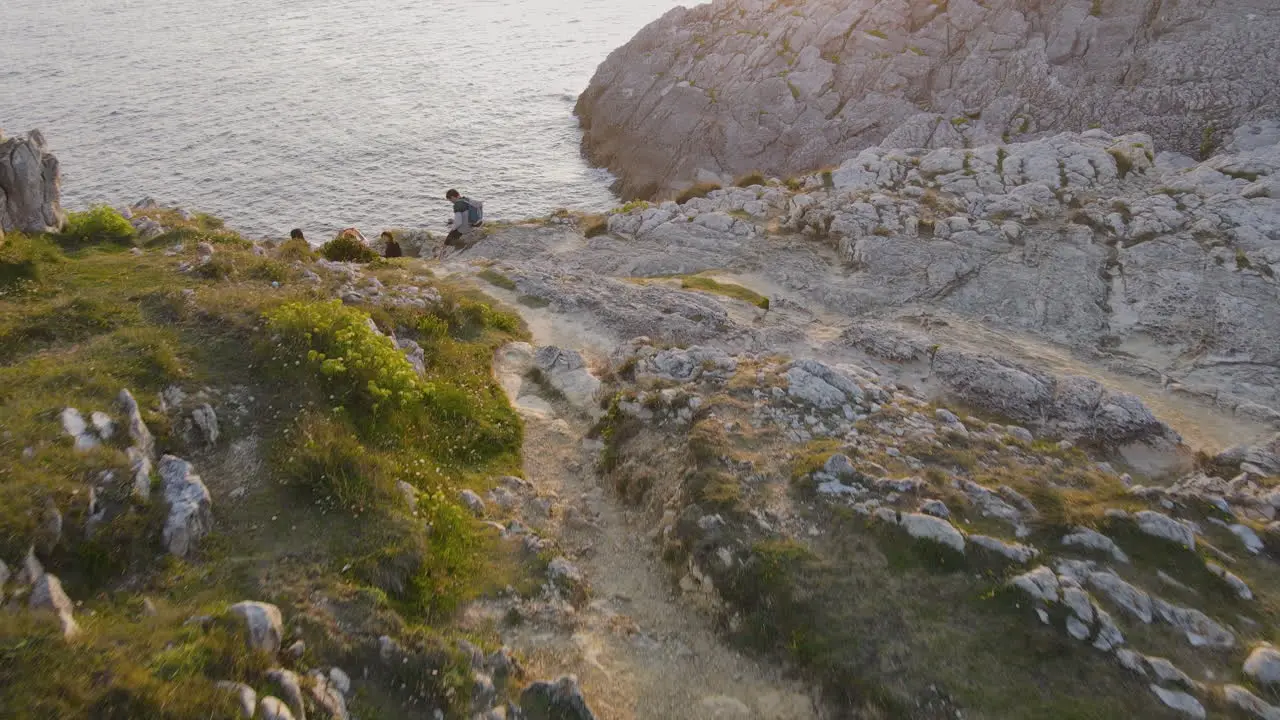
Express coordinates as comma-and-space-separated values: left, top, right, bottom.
228, 601, 284, 654
0, 130, 66, 234
576, 0, 1280, 198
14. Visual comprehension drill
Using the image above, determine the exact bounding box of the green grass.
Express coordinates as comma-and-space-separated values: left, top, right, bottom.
733, 171, 766, 188
679, 275, 770, 309
675, 182, 722, 204
0, 218, 536, 715
478, 268, 518, 291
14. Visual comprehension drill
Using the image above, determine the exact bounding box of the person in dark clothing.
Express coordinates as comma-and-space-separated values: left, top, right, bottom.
444, 189, 483, 248
290, 228, 305, 242
381, 231, 403, 258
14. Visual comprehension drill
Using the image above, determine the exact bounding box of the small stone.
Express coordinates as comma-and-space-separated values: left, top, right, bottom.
191, 404, 219, 446
898, 513, 965, 553
30, 573, 79, 639
259, 696, 296, 720
159, 456, 213, 557
1006, 426, 1034, 443
286, 639, 306, 659
1206, 561, 1253, 600
1010, 566, 1060, 603
267, 669, 307, 720
329, 668, 352, 696
934, 408, 960, 425
1062, 527, 1129, 563
823, 453, 856, 477
919, 499, 950, 518
519, 675, 597, 720
1135, 511, 1196, 550
969, 535, 1038, 563
90, 411, 115, 440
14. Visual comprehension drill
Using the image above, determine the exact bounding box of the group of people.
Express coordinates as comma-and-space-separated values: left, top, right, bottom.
289, 189, 484, 259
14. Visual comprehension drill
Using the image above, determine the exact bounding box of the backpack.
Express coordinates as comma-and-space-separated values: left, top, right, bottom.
465, 198, 484, 226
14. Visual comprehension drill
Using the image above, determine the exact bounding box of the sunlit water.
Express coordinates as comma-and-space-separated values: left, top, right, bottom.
0, 0, 699, 238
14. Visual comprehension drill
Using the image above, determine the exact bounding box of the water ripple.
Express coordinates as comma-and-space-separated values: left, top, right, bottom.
0, 0, 700, 238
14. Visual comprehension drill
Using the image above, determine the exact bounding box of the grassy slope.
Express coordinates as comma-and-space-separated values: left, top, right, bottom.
0, 215, 535, 718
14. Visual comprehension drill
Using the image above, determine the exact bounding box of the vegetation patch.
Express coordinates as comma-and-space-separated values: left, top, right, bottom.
679, 275, 770, 309
733, 171, 766, 188
675, 182, 722, 204
319, 234, 378, 263
59, 205, 137, 247
478, 268, 518, 291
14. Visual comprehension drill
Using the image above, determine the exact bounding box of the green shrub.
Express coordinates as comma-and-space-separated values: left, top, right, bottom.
275, 237, 316, 262
676, 182, 722, 204
265, 299, 425, 434
0, 233, 62, 289
734, 171, 766, 188
61, 205, 137, 246
319, 235, 378, 263
246, 259, 290, 283
281, 411, 397, 512
192, 256, 235, 281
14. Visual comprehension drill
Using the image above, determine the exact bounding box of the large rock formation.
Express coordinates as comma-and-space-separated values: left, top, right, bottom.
0, 130, 66, 234
576, 0, 1280, 199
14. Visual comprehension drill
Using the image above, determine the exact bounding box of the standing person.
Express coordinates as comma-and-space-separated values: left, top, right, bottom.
381, 231, 403, 258
444, 189, 484, 249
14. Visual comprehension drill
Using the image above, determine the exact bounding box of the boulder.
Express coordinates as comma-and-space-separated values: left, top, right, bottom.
1010, 566, 1060, 603
918, 499, 950, 519
896, 513, 965, 553
520, 675, 597, 720
159, 456, 213, 557
1134, 511, 1196, 550
215, 682, 257, 719
459, 489, 486, 516
1224, 684, 1280, 720
547, 558, 588, 606
1061, 527, 1129, 563
1149, 685, 1205, 719
533, 347, 602, 411
307, 669, 349, 720
968, 535, 1037, 563
0, 130, 66, 233
227, 601, 284, 654
1245, 646, 1280, 686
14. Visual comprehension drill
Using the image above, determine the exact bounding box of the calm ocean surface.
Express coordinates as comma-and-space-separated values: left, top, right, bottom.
0, 0, 700, 238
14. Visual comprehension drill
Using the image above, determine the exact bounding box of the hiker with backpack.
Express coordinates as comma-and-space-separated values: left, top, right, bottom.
444, 189, 484, 250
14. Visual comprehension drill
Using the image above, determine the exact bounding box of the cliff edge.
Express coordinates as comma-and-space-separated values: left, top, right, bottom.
576, 0, 1280, 199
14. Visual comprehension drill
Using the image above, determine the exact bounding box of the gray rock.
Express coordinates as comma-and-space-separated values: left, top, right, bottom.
1207, 562, 1253, 600
968, 535, 1037, 563
1087, 571, 1153, 624
1224, 684, 1280, 720
0, 559, 8, 604
228, 601, 284, 654
0, 129, 67, 233
520, 675, 597, 720
1061, 527, 1129, 563
191, 403, 219, 446
159, 455, 213, 557
1153, 598, 1234, 648
1231, 524, 1265, 555
896, 513, 965, 553
1135, 511, 1197, 550
307, 669, 349, 720
1010, 566, 1060, 603
918, 499, 950, 519
60, 408, 99, 452
30, 572, 79, 639
259, 696, 297, 720
1144, 656, 1194, 689
119, 389, 154, 458
329, 668, 352, 697
267, 668, 307, 720
216, 682, 257, 719
785, 360, 864, 410
1149, 685, 1205, 719
823, 453, 856, 478
1245, 646, 1280, 686
547, 557, 588, 605
460, 489, 486, 516
533, 347, 602, 412
127, 447, 153, 501
90, 411, 115, 440
576, 0, 1280, 200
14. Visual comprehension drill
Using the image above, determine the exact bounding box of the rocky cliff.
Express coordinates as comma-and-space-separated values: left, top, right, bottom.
0, 129, 66, 235
576, 0, 1280, 199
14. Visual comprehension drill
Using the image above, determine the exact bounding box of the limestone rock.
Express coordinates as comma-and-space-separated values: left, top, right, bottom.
191, 403, 219, 446
30, 572, 79, 639
785, 360, 864, 410
227, 601, 284, 654
1087, 571, 1153, 624
268, 668, 307, 720
520, 675, 597, 720
533, 347, 602, 411
968, 535, 1037, 563
1245, 646, 1280, 686
60, 408, 99, 452
119, 389, 155, 459
159, 456, 213, 557
1062, 527, 1129, 563
897, 513, 965, 553
1149, 685, 1205, 719
1207, 562, 1253, 600
1153, 598, 1234, 648
823, 453, 856, 478
329, 668, 352, 696
259, 696, 296, 720
0, 130, 66, 233
1010, 566, 1060, 603
0, 559, 8, 604
459, 489, 486, 516
918, 499, 950, 519
1224, 684, 1280, 720
576, 0, 1280, 199
216, 681, 257, 719
547, 557, 588, 606
307, 669, 349, 720
1135, 511, 1196, 550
